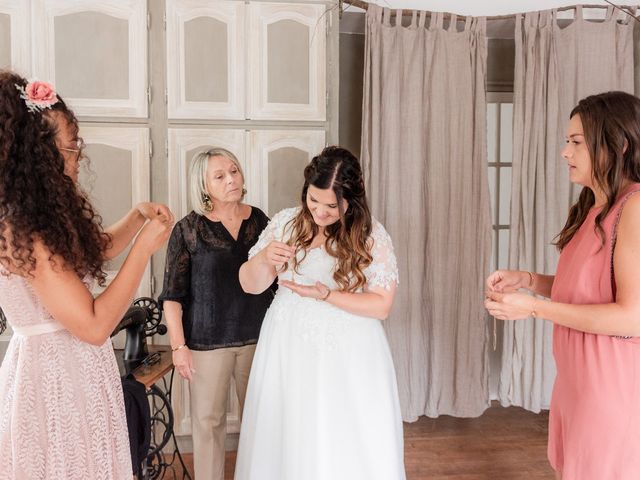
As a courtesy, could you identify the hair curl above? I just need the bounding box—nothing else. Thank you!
[286,146,373,292]
[0,70,109,283]
[555,91,640,251]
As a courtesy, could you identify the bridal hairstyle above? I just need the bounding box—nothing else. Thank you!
[286,146,373,292]
[0,70,109,283]
[555,91,640,251]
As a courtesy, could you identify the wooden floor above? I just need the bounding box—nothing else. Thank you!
[166,405,554,479]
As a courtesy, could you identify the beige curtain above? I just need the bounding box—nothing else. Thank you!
[361,6,492,419]
[502,6,636,412]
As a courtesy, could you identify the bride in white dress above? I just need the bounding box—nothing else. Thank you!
[235,146,406,480]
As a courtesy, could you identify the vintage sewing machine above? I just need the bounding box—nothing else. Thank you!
[111,297,167,373]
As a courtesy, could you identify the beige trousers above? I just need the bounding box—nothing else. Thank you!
[190,344,256,480]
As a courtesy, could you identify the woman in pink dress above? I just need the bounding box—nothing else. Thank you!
[485,91,640,480]
[0,70,174,479]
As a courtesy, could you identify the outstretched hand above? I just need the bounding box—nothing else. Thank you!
[279,279,331,301]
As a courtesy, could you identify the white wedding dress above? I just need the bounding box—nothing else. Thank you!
[234,207,406,480]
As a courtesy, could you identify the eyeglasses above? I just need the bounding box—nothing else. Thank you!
[59,138,86,157]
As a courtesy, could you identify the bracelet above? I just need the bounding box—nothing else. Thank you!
[320,289,331,301]
[525,271,535,288]
[171,343,187,352]
[530,298,538,318]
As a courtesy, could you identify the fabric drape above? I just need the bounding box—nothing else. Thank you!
[361,5,492,419]
[502,6,636,412]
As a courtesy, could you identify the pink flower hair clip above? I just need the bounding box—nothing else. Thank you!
[14,80,59,113]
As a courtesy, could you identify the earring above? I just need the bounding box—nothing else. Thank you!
[202,193,213,212]
[242,185,247,196]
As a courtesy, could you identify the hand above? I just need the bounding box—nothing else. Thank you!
[280,280,330,300]
[137,202,174,224]
[486,270,530,294]
[260,241,296,269]
[484,291,537,320]
[172,347,194,381]
[133,216,173,255]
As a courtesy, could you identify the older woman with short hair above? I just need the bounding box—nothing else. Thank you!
[159,148,274,480]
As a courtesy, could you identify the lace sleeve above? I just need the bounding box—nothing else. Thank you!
[158,221,191,307]
[364,219,399,291]
[248,207,300,259]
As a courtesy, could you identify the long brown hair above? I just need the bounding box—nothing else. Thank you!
[286,146,373,292]
[0,70,109,282]
[555,91,640,250]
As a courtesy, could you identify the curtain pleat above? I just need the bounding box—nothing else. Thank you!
[362,5,492,419]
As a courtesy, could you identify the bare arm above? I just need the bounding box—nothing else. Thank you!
[486,269,555,298]
[163,300,194,381]
[280,280,397,320]
[104,202,173,260]
[486,195,640,337]
[528,273,555,298]
[537,194,640,336]
[28,217,172,345]
[163,301,186,348]
[325,284,396,319]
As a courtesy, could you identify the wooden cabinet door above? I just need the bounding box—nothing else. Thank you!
[167,0,246,120]
[247,2,327,121]
[32,0,148,117]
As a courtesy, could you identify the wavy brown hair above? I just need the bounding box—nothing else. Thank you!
[555,91,640,251]
[286,146,373,292]
[0,70,109,282]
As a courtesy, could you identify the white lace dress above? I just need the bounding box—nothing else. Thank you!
[234,208,406,480]
[0,272,132,480]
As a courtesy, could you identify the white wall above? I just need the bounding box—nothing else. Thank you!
[353,0,619,16]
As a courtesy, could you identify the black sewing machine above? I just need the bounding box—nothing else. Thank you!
[111,297,167,374]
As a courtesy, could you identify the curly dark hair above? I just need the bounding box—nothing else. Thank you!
[0,70,109,283]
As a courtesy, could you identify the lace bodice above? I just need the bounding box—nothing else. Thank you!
[0,270,57,329]
[0,269,131,479]
[0,269,96,330]
[249,207,399,291]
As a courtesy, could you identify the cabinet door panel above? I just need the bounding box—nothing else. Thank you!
[167,0,245,119]
[248,3,326,121]
[33,0,148,117]
[0,0,30,74]
[247,129,326,215]
[79,126,151,296]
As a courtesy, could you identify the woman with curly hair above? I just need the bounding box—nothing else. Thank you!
[234,146,406,480]
[486,91,640,479]
[0,70,173,479]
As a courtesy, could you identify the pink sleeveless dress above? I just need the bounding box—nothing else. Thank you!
[549,183,640,479]
[0,272,132,479]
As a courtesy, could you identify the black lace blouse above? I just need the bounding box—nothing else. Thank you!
[159,207,275,350]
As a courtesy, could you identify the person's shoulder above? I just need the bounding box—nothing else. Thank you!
[272,206,301,224]
[370,217,391,237]
[618,191,640,227]
[368,217,394,248]
[173,211,201,232]
[247,205,268,222]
